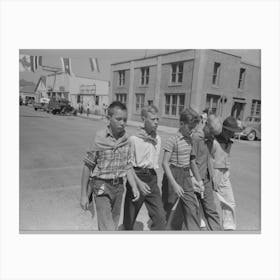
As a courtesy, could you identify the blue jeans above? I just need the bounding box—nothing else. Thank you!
[123,169,166,230]
[92,179,124,231]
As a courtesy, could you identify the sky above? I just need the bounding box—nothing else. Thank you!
[19,49,261,84]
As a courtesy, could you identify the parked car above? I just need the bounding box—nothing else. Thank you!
[238,115,261,141]
[47,98,77,116]
[33,102,48,111]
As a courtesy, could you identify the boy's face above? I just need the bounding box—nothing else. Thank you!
[143,112,159,135]
[109,108,127,136]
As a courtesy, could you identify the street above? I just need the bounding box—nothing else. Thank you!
[20,105,261,232]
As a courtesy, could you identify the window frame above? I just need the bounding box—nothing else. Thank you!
[164,93,185,118]
[118,70,125,86]
[170,62,184,84]
[135,93,145,114]
[212,62,221,86]
[115,93,127,105]
[238,68,246,89]
[140,67,149,86]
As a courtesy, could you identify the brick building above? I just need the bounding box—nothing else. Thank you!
[110,49,261,127]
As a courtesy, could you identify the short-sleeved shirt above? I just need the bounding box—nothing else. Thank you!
[83,128,132,179]
[164,131,195,167]
[129,135,161,169]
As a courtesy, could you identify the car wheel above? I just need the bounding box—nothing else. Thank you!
[247,131,256,141]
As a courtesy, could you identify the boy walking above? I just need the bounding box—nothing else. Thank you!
[80,101,139,231]
[162,108,204,230]
[208,116,241,230]
[191,119,222,231]
[123,105,166,230]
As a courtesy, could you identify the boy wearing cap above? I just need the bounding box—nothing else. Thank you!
[123,105,166,230]
[80,101,140,231]
[209,116,242,230]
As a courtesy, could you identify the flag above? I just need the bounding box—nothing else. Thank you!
[19,55,42,72]
[61,57,73,75]
[19,54,32,72]
[89,57,100,73]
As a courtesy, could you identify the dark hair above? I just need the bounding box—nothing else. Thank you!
[180,108,200,129]
[107,101,127,116]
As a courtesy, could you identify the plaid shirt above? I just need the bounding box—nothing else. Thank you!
[84,128,132,180]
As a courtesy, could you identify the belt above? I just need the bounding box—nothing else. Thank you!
[134,167,156,175]
[170,164,190,172]
[97,177,123,186]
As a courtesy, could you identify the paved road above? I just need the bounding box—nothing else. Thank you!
[20,106,261,231]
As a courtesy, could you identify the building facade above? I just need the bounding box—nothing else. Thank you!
[35,73,109,114]
[110,50,261,127]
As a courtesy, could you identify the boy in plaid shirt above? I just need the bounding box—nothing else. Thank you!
[80,101,139,231]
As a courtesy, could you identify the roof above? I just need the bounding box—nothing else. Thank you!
[111,49,261,68]
[35,76,47,92]
[20,85,36,93]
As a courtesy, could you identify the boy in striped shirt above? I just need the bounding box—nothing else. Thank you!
[162,108,204,230]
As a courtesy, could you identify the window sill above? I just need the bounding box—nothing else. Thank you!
[168,83,183,87]
[237,88,244,92]
[162,114,180,120]
[211,84,219,89]
[137,85,149,88]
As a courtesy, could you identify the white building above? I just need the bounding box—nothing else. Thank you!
[35,73,109,114]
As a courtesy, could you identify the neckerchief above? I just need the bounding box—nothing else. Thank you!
[91,126,129,152]
[135,127,158,146]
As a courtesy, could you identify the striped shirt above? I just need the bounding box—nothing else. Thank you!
[84,128,132,180]
[164,131,195,167]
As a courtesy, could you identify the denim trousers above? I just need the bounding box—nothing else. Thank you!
[162,165,201,231]
[123,169,166,230]
[213,168,236,230]
[197,179,222,231]
[92,179,124,231]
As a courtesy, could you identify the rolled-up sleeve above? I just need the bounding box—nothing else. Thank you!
[83,151,97,169]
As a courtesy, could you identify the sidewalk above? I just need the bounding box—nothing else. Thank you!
[77,113,178,134]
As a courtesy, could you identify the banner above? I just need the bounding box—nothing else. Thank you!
[89,57,100,73]
[19,55,42,72]
[61,57,73,75]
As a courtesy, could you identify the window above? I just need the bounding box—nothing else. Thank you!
[165,94,185,116]
[116,93,127,105]
[212,62,221,86]
[141,67,149,85]
[118,71,125,86]
[171,62,184,83]
[206,94,220,114]
[95,95,99,106]
[135,94,145,113]
[238,68,246,89]
[251,99,261,116]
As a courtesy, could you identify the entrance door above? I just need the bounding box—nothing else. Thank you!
[231,102,245,119]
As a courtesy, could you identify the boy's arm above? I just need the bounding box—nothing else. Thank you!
[126,168,140,201]
[80,164,91,210]
[162,150,184,197]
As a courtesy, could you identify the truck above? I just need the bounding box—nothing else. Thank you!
[47,98,77,116]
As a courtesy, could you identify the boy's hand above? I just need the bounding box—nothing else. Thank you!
[80,195,89,211]
[138,181,151,196]
[173,183,184,198]
[131,187,140,202]
[191,177,201,193]
[198,180,205,193]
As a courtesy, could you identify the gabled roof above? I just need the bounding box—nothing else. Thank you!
[20,85,36,93]
[35,76,47,92]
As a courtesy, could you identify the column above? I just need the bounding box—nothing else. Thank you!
[190,49,207,113]
[127,61,135,120]
[154,56,162,109]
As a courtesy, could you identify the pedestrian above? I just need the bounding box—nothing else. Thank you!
[190,117,222,231]
[161,108,204,230]
[123,105,166,230]
[208,115,242,230]
[86,103,90,116]
[80,101,140,231]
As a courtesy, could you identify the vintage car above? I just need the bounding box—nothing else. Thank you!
[239,115,261,141]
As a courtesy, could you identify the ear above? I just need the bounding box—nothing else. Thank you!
[180,121,184,126]
[141,116,145,122]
